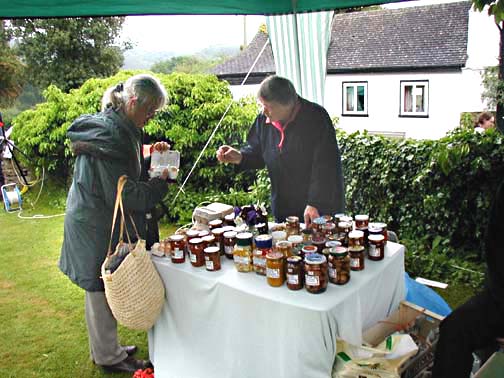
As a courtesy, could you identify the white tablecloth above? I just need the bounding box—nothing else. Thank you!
[148,242,406,378]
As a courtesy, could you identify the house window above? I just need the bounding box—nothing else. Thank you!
[342,82,368,116]
[400,80,429,117]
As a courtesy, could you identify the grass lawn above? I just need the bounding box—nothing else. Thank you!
[0,182,476,377]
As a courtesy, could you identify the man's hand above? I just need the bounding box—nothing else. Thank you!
[216,145,242,165]
[304,205,320,228]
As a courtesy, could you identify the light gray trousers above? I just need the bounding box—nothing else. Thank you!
[84,291,128,366]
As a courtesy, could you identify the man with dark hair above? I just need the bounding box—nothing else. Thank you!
[217,75,345,225]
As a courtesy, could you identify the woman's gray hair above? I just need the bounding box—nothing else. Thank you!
[258,75,298,106]
[101,74,168,112]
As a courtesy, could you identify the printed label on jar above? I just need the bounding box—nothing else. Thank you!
[350,258,360,268]
[205,260,214,270]
[369,245,379,257]
[190,253,196,263]
[235,255,251,266]
[224,246,234,255]
[329,267,337,279]
[287,274,299,285]
[173,248,183,259]
[305,274,320,286]
[267,268,280,279]
[253,257,266,267]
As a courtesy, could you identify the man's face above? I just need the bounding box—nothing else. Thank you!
[258,97,293,123]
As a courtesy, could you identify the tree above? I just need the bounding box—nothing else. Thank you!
[473,0,504,132]
[151,54,228,74]
[7,17,129,92]
[0,21,25,107]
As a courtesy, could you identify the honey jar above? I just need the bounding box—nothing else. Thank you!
[188,237,205,267]
[328,246,351,285]
[355,214,369,230]
[287,235,303,256]
[169,234,185,264]
[233,232,253,272]
[286,256,303,290]
[349,246,365,271]
[368,234,385,261]
[254,234,272,275]
[275,240,293,258]
[223,231,237,260]
[204,246,221,271]
[266,252,285,287]
[304,254,328,294]
[348,230,365,248]
[285,216,300,236]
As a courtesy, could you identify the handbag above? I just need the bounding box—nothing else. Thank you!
[101,175,165,331]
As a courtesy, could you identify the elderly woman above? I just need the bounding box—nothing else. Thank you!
[59,74,170,373]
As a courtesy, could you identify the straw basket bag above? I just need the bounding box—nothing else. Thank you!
[101,175,165,331]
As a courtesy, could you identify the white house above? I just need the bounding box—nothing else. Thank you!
[211,1,500,139]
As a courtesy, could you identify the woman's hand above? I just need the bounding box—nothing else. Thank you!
[304,205,320,228]
[152,142,171,153]
[216,145,242,165]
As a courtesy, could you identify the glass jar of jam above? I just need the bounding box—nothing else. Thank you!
[328,246,351,285]
[188,237,205,267]
[266,251,285,287]
[368,234,385,261]
[312,234,327,254]
[322,222,336,237]
[304,254,328,294]
[333,213,346,224]
[286,255,303,290]
[323,215,333,223]
[185,229,200,248]
[204,246,221,271]
[233,232,253,272]
[254,222,268,236]
[348,230,365,248]
[355,214,369,230]
[337,221,353,247]
[312,217,327,233]
[325,240,342,249]
[169,234,186,264]
[201,234,216,250]
[253,234,272,275]
[211,227,225,255]
[349,246,365,271]
[302,228,313,243]
[208,219,223,230]
[287,235,303,256]
[301,245,318,259]
[285,216,300,237]
[369,222,388,242]
[223,231,237,260]
[198,230,210,239]
[224,213,236,227]
[275,240,293,258]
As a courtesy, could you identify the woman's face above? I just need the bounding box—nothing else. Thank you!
[481,117,495,130]
[126,97,159,128]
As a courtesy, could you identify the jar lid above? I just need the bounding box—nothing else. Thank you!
[211,227,225,235]
[355,214,369,221]
[330,246,348,256]
[312,235,326,244]
[349,230,364,238]
[271,230,287,240]
[287,255,302,263]
[340,216,353,223]
[266,251,284,260]
[368,225,383,233]
[255,222,267,230]
[333,213,346,220]
[338,221,353,228]
[286,216,299,224]
[189,237,203,245]
[204,246,220,254]
[301,245,318,254]
[255,234,273,248]
[221,226,236,233]
[368,234,385,242]
[370,222,387,229]
[201,235,215,242]
[223,231,237,238]
[325,240,341,248]
[224,214,235,220]
[276,240,292,249]
[313,217,326,225]
[349,246,365,252]
[236,232,253,246]
[305,253,327,264]
[186,229,200,238]
[287,235,303,244]
[208,219,223,226]
[169,234,185,241]
[322,222,336,229]
[198,230,210,238]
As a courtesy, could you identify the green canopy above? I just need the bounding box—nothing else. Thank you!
[0,0,408,18]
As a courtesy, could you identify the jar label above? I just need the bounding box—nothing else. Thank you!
[369,245,379,257]
[206,260,214,270]
[224,245,234,255]
[350,258,360,268]
[234,255,251,265]
[287,274,299,284]
[190,253,196,263]
[329,267,337,279]
[173,248,183,259]
[253,256,266,267]
[305,274,320,286]
[267,268,280,279]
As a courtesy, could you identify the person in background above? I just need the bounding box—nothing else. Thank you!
[431,178,504,377]
[216,75,345,226]
[59,74,170,374]
[474,111,495,133]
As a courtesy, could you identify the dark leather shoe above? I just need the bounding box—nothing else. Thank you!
[101,356,149,374]
[122,345,138,356]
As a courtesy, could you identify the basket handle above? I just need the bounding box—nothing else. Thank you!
[107,175,129,257]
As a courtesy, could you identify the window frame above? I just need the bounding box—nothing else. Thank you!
[342,81,368,117]
[399,80,429,118]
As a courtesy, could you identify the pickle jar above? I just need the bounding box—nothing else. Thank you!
[224,213,236,227]
[287,235,303,256]
[204,246,221,271]
[169,234,186,264]
[223,231,237,260]
[188,237,205,267]
[348,230,365,248]
[312,234,327,254]
[275,240,293,258]
[286,255,303,290]
[304,253,328,294]
[211,227,225,255]
[355,214,369,230]
[266,251,285,287]
[368,234,385,261]
[208,219,223,230]
[349,246,365,271]
[369,222,388,242]
[253,234,272,275]
[285,216,300,236]
[301,245,318,259]
[328,246,351,285]
[233,232,253,272]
